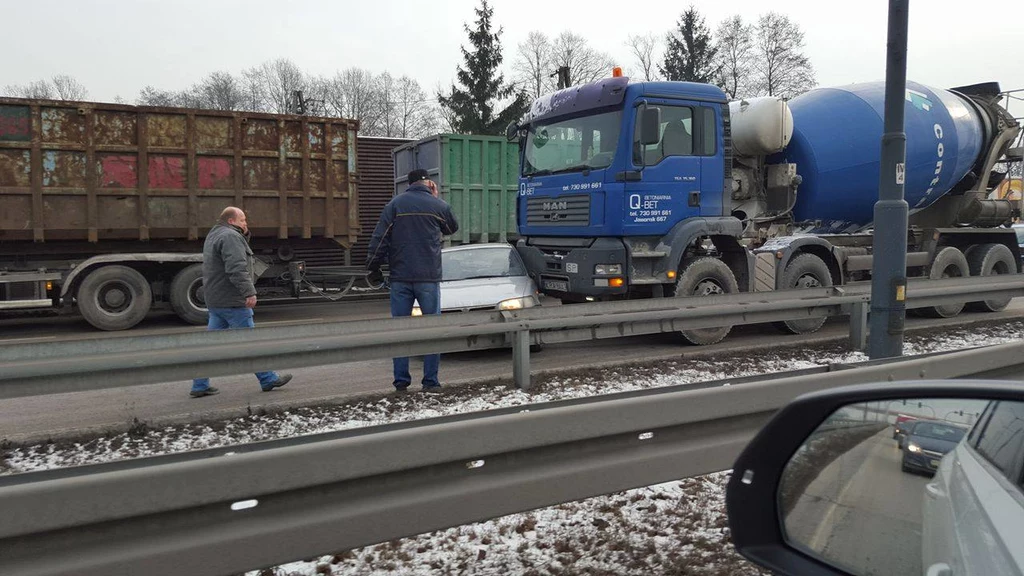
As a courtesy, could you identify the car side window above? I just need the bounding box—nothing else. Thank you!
[973,401,1024,481]
[633,105,716,166]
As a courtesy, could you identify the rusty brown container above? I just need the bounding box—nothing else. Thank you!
[0,98,359,247]
[352,136,412,264]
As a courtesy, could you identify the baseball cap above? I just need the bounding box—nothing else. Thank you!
[408,169,430,184]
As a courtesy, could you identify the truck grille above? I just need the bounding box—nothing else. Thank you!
[526,195,590,227]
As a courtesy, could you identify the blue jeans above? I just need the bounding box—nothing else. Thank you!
[191,308,280,392]
[390,281,441,388]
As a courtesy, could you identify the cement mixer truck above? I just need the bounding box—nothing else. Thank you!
[509,74,1023,344]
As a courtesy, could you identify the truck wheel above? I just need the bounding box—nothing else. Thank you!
[672,257,739,345]
[76,265,152,331]
[170,264,208,325]
[920,247,969,318]
[965,243,1016,312]
[772,253,833,334]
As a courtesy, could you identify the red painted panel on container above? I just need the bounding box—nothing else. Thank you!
[149,156,186,189]
[0,105,31,142]
[99,155,138,188]
[197,157,233,189]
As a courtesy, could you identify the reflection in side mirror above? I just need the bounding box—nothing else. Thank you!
[778,398,1020,576]
[640,107,661,148]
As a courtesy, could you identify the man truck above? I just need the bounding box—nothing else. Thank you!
[510,73,1023,344]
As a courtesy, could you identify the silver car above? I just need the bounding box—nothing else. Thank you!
[922,400,1024,576]
[413,244,540,315]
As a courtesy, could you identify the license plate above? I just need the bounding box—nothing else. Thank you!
[930,459,940,468]
[543,279,569,292]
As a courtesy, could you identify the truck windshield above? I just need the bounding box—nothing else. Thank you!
[523,110,622,176]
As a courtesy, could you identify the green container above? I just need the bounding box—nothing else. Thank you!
[393,133,520,245]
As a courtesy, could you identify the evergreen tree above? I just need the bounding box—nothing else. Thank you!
[437,0,528,135]
[660,6,719,84]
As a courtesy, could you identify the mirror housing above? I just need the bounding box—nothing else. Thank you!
[726,380,1024,576]
[505,120,520,142]
[639,106,661,147]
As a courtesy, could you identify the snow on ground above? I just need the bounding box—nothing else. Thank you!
[3,320,1023,575]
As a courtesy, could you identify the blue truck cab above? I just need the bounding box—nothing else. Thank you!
[513,75,750,305]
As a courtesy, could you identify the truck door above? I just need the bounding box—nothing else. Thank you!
[625,103,716,236]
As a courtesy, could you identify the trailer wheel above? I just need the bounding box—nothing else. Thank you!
[920,247,970,318]
[965,243,1016,312]
[170,264,208,325]
[76,265,152,331]
[772,253,833,334]
[672,257,739,345]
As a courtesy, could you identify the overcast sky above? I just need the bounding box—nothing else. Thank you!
[3,0,1022,116]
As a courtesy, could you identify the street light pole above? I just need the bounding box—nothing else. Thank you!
[868,0,911,359]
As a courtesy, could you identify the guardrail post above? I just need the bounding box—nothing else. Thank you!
[850,302,868,351]
[512,330,532,390]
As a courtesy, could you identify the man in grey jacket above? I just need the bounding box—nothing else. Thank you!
[190,207,292,398]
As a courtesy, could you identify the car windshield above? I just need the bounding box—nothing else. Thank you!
[523,110,622,176]
[911,422,966,442]
[442,247,526,282]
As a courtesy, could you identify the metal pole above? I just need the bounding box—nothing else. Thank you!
[868,0,911,359]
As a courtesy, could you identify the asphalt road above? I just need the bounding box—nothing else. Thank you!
[3,299,1024,444]
[784,430,931,576]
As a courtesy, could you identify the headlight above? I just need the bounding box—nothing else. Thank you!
[498,296,538,311]
[908,444,921,453]
[595,264,623,275]
[411,306,423,317]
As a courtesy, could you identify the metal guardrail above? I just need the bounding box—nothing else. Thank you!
[2,341,1024,576]
[2,274,1023,397]
[0,272,1019,397]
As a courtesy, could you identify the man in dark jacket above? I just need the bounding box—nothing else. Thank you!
[366,169,459,391]
[190,207,292,398]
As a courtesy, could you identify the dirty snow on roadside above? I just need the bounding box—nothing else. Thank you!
[2,321,1022,575]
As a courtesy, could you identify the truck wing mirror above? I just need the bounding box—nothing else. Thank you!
[640,107,661,147]
[506,121,520,142]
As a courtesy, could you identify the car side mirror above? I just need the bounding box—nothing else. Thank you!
[640,107,661,147]
[726,380,1024,576]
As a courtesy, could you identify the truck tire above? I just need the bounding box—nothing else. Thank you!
[672,257,739,345]
[76,265,153,331]
[772,253,833,334]
[966,243,1016,312]
[920,247,969,318]
[170,264,208,325]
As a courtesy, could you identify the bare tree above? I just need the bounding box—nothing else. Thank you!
[549,31,615,90]
[373,72,400,137]
[192,71,244,110]
[715,16,755,99]
[514,31,552,98]
[435,82,460,133]
[239,66,267,112]
[51,75,89,100]
[136,86,178,107]
[752,13,816,98]
[327,67,383,132]
[389,76,436,138]
[626,33,660,82]
[251,58,307,113]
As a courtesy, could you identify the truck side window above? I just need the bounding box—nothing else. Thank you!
[633,105,717,165]
[973,400,1024,482]
[633,105,693,165]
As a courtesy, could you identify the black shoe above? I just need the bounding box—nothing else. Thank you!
[421,385,443,393]
[261,374,293,392]
[394,383,411,394]
[190,386,220,398]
